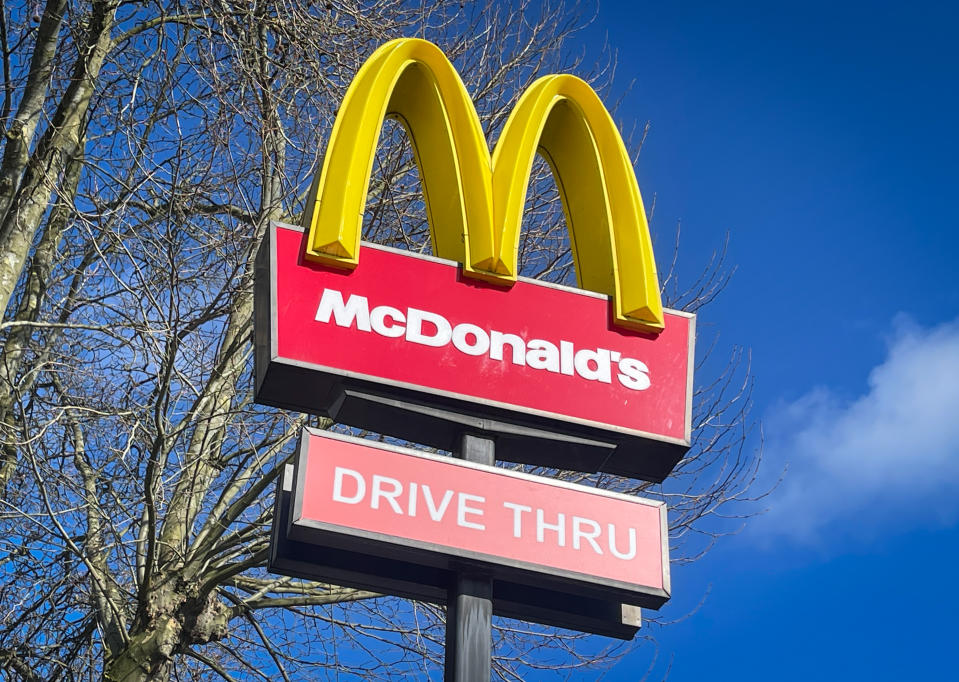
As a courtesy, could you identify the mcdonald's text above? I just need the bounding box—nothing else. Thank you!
[315,288,652,391]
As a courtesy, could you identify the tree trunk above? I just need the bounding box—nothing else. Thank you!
[104,576,230,682]
[0,1,116,316]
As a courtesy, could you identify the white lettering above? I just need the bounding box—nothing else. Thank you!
[407,481,418,517]
[616,358,651,391]
[406,307,452,347]
[331,467,365,504]
[315,289,371,331]
[370,305,406,338]
[526,339,560,373]
[370,474,403,514]
[452,323,490,356]
[503,502,532,538]
[574,348,612,383]
[572,516,604,554]
[422,485,455,522]
[489,331,526,365]
[560,340,575,376]
[312,288,654,391]
[608,524,637,560]
[536,509,566,547]
[457,493,486,530]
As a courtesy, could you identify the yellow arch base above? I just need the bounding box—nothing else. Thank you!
[302,38,664,334]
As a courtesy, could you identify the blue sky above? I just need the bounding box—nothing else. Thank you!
[581,1,959,679]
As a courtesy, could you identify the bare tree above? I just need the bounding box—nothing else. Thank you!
[0,1,760,680]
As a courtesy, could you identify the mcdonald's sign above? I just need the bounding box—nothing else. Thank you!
[255,39,694,482]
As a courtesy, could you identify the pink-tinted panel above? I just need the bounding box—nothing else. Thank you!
[295,432,668,592]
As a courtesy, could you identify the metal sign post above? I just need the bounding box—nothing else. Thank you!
[445,433,495,681]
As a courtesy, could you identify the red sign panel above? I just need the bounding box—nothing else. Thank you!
[256,223,694,480]
[289,429,670,604]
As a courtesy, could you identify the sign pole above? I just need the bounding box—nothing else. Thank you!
[444,432,495,681]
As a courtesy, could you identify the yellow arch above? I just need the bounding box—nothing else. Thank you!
[302,38,664,333]
[302,39,492,271]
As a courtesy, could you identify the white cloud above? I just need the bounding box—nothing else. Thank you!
[757,314,959,542]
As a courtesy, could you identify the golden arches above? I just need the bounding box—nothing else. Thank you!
[302,38,664,333]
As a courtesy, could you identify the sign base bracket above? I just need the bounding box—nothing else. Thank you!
[330,386,618,472]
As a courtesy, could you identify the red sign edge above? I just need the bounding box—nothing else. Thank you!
[288,427,671,605]
[263,221,695,447]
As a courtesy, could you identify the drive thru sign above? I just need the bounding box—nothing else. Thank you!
[286,429,670,608]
